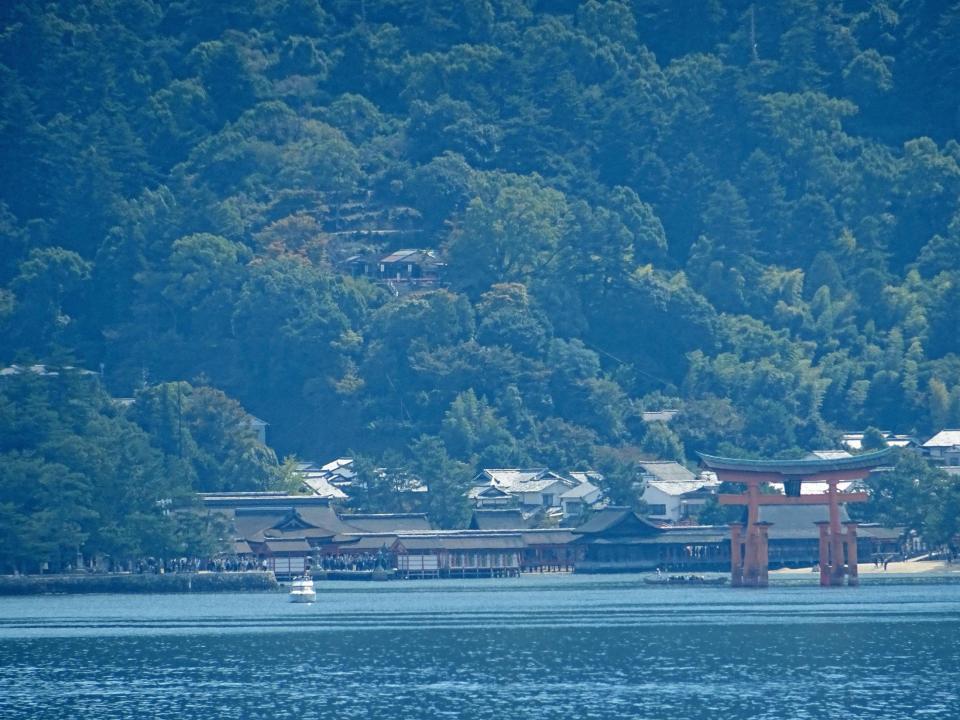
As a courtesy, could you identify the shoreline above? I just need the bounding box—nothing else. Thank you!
[0,571,279,596]
[771,560,960,576]
[3,562,959,595]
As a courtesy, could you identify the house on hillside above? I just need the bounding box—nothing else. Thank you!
[641,409,679,424]
[467,484,515,509]
[295,461,350,501]
[559,481,602,522]
[467,468,578,514]
[344,248,445,292]
[297,457,427,503]
[637,461,719,523]
[922,430,960,467]
[841,431,916,451]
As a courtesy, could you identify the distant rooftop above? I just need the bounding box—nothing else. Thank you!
[638,461,696,484]
[645,479,717,496]
[560,482,600,500]
[841,431,915,450]
[569,471,603,485]
[923,430,960,448]
[641,409,679,424]
[1,363,97,377]
[480,468,549,490]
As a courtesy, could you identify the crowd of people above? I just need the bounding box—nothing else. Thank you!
[317,551,392,572]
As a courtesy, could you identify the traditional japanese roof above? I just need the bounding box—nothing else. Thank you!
[300,473,349,499]
[757,505,851,539]
[479,468,550,489]
[379,249,443,266]
[227,504,352,541]
[560,482,600,500]
[469,509,528,530]
[0,363,97,377]
[638,461,697,483]
[855,525,905,541]
[286,505,349,532]
[519,530,578,546]
[262,537,313,554]
[923,430,960,448]
[512,474,576,493]
[341,513,432,533]
[572,507,662,536]
[697,448,894,475]
[644,479,716,497]
[568,471,603,485]
[392,534,526,551]
[231,509,290,540]
[200,493,333,509]
[467,484,513,500]
[841,432,916,450]
[233,539,253,555]
[641,409,679,424]
[642,527,728,544]
[335,535,398,551]
[320,457,354,472]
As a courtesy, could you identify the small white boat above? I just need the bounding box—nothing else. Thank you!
[288,574,316,603]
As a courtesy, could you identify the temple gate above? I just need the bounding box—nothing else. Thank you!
[698,449,892,587]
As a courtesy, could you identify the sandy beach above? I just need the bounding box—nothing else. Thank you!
[772,559,960,576]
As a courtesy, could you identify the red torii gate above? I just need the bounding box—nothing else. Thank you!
[698,449,893,588]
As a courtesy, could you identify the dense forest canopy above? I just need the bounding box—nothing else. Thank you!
[2,1,960,543]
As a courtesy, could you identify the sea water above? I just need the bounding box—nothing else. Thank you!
[1,574,958,719]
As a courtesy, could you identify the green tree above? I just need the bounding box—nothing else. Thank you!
[591,447,644,511]
[860,426,888,451]
[409,435,473,529]
[641,422,685,462]
[446,173,570,295]
[5,247,91,357]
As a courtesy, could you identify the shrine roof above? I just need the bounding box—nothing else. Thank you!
[696,448,893,475]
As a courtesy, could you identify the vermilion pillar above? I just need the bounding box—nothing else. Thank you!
[827,479,845,586]
[755,522,771,588]
[729,523,743,587]
[816,521,830,586]
[845,522,859,586]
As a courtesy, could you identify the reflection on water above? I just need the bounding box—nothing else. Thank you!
[1,575,958,719]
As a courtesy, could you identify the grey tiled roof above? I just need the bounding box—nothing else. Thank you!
[638,461,697,483]
[341,513,433,533]
[470,509,528,530]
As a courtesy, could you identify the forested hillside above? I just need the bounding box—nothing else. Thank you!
[2,0,960,482]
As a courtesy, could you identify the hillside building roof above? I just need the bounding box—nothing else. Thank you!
[638,461,697,483]
[923,430,960,448]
